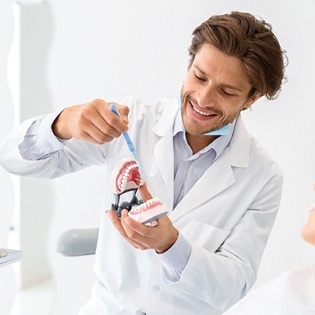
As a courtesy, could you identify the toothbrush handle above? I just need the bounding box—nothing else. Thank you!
[110,104,140,164]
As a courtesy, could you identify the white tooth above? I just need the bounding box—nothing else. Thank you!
[193,106,211,116]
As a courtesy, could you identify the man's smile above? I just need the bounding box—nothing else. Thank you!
[188,100,218,121]
[191,104,214,117]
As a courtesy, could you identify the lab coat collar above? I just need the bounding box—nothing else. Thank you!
[152,99,249,168]
[152,97,179,137]
[152,100,251,217]
[228,115,251,168]
[170,114,251,218]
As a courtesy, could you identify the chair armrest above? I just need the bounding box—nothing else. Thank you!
[56,228,99,256]
[0,248,22,267]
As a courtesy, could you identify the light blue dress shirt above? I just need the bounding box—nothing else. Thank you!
[173,111,235,208]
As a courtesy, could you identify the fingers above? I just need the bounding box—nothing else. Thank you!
[95,100,129,134]
[79,100,129,142]
[74,113,117,144]
[113,103,129,125]
[107,210,146,249]
[122,213,149,237]
[107,210,127,236]
[121,212,157,250]
[138,182,153,202]
[108,208,178,253]
[53,98,130,144]
[124,214,179,253]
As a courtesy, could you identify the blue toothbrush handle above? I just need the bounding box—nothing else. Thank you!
[110,104,140,164]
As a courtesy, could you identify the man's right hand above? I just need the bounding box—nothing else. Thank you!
[52,99,129,144]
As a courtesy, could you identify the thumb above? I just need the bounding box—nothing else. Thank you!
[116,104,129,124]
[139,182,153,202]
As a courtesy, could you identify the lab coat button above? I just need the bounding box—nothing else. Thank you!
[151,285,160,292]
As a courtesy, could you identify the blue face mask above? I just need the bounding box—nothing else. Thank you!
[202,123,231,136]
[176,95,231,136]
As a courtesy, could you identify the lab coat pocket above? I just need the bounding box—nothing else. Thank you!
[187,220,230,252]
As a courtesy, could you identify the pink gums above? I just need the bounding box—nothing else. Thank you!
[116,161,142,192]
[130,199,163,214]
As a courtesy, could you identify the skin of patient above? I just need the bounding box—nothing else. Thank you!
[301,184,315,246]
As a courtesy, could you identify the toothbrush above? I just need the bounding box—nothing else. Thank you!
[110,104,142,168]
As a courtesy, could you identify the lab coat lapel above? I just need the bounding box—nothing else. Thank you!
[153,131,174,203]
[170,115,251,221]
[170,150,235,220]
[152,98,179,205]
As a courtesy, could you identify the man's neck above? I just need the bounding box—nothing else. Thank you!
[185,133,219,154]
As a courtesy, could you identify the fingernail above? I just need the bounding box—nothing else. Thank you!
[107,211,113,220]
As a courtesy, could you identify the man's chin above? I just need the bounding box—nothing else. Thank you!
[183,116,225,136]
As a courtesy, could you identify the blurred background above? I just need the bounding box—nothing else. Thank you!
[0,1,314,314]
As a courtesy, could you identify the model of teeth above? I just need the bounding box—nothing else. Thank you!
[110,157,144,194]
[110,157,168,224]
[129,198,168,225]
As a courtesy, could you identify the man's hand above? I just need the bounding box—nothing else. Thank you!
[52,99,129,144]
[107,183,179,253]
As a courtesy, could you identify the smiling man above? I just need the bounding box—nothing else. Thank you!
[0,11,287,315]
[181,43,261,153]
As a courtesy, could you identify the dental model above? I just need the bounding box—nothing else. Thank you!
[110,157,144,195]
[110,157,168,224]
[129,198,168,225]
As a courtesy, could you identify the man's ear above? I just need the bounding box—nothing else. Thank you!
[242,93,261,110]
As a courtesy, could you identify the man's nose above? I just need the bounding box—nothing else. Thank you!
[198,83,217,107]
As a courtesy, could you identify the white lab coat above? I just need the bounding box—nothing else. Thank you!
[0,96,283,314]
[223,265,315,314]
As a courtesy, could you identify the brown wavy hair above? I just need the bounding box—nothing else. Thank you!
[188,11,287,100]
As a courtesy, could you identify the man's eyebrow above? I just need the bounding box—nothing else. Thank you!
[220,83,242,93]
[193,65,206,76]
[193,65,243,93]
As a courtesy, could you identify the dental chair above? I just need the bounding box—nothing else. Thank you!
[0,248,22,267]
[56,228,99,256]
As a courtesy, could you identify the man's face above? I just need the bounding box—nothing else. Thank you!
[181,43,258,136]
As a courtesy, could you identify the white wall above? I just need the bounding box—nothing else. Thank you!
[1,1,314,314]
[0,1,17,314]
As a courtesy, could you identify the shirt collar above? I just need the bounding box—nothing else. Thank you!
[173,110,236,160]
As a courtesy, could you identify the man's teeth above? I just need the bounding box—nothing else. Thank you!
[193,106,212,116]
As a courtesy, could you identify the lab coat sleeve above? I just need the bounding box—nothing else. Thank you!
[0,112,108,179]
[18,112,66,160]
[160,169,283,311]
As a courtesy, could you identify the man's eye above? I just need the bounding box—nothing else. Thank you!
[221,90,234,96]
[194,73,206,81]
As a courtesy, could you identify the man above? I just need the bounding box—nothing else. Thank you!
[0,11,286,314]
